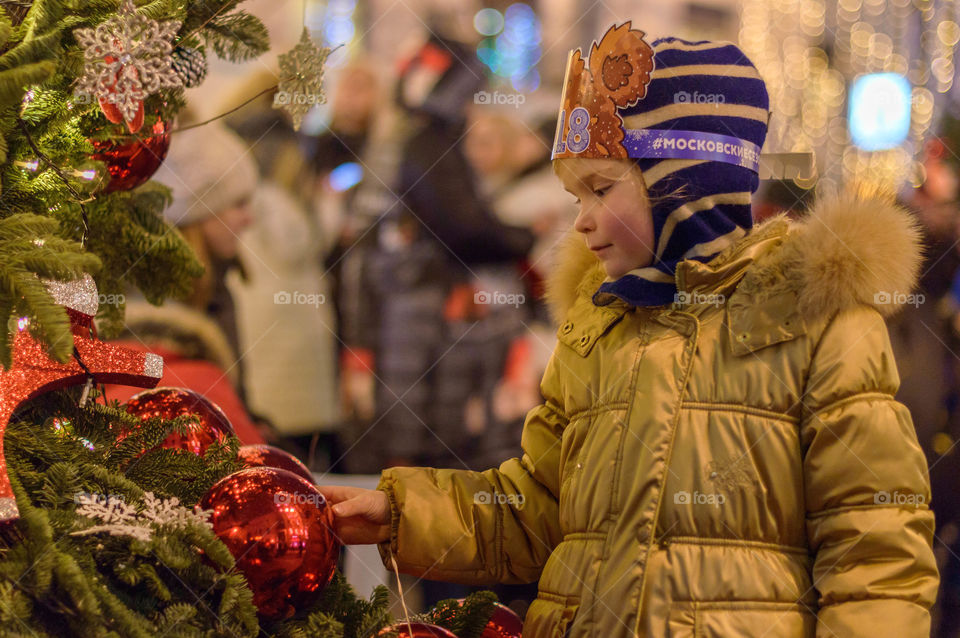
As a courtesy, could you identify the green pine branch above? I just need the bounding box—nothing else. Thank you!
[0,0,270,360]
[202,11,268,62]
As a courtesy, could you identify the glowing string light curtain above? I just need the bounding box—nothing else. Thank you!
[739,0,955,191]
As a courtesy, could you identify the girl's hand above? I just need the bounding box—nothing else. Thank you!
[319,485,391,545]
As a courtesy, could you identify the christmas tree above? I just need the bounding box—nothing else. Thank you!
[2,389,499,636]
[0,1,503,635]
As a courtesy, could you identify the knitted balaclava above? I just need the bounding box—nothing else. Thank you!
[552,24,770,307]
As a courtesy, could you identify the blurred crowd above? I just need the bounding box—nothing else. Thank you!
[114,34,569,466]
[107,30,960,633]
[109,33,573,611]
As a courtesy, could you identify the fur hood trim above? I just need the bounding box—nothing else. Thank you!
[544,230,605,325]
[545,184,924,324]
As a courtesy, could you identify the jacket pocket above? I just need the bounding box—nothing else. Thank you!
[669,601,815,637]
[524,596,579,638]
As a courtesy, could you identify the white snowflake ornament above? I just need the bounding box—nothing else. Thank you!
[71,491,212,543]
[73,0,183,133]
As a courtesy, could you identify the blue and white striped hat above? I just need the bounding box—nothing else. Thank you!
[553,27,771,307]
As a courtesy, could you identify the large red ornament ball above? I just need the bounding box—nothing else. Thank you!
[90,117,171,193]
[238,444,314,484]
[378,622,457,638]
[199,467,340,620]
[123,387,235,456]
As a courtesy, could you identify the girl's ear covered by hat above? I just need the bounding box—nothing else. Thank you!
[154,122,260,228]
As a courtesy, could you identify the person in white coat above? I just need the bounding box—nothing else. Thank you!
[224,88,342,469]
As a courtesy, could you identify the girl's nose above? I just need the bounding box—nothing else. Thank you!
[573,205,593,234]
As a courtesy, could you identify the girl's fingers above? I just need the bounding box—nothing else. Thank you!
[317,487,388,527]
[317,485,363,505]
[331,496,365,518]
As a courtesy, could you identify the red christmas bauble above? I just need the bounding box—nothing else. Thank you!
[238,444,314,484]
[123,387,235,456]
[199,467,340,620]
[481,602,523,638]
[453,599,522,637]
[378,622,457,638]
[90,117,170,193]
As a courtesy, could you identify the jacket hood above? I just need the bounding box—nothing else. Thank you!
[545,185,925,325]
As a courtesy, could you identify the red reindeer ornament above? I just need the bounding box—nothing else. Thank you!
[0,275,163,522]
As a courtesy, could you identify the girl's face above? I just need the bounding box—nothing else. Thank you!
[556,158,655,278]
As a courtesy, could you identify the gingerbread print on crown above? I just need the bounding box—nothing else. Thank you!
[554,22,655,159]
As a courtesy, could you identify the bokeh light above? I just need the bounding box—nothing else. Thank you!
[849,73,912,151]
[474,4,541,93]
[474,8,504,37]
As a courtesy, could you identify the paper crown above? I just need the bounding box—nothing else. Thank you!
[551,23,777,175]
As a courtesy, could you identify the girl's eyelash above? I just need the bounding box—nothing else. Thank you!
[571,184,612,204]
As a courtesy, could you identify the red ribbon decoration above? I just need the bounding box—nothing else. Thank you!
[0,276,163,522]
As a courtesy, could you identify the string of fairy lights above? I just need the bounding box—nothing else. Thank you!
[740,0,958,192]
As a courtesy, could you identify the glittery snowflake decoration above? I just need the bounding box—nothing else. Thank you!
[71,491,212,543]
[273,29,330,131]
[73,0,183,133]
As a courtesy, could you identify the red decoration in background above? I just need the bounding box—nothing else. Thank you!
[90,117,171,193]
[238,444,314,484]
[378,623,458,638]
[123,387,235,456]
[480,603,523,638]
[451,599,523,638]
[0,276,163,522]
[199,467,340,620]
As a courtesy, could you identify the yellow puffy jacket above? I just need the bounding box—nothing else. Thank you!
[376,190,939,637]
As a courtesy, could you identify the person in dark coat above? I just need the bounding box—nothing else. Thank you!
[345,34,534,472]
[341,33,536,608]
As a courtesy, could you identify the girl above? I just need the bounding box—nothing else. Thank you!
[320,25,938,637]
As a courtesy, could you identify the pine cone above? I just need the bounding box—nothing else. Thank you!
[171,46,207,88]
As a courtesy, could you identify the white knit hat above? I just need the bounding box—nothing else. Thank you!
[154,123,259,227]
